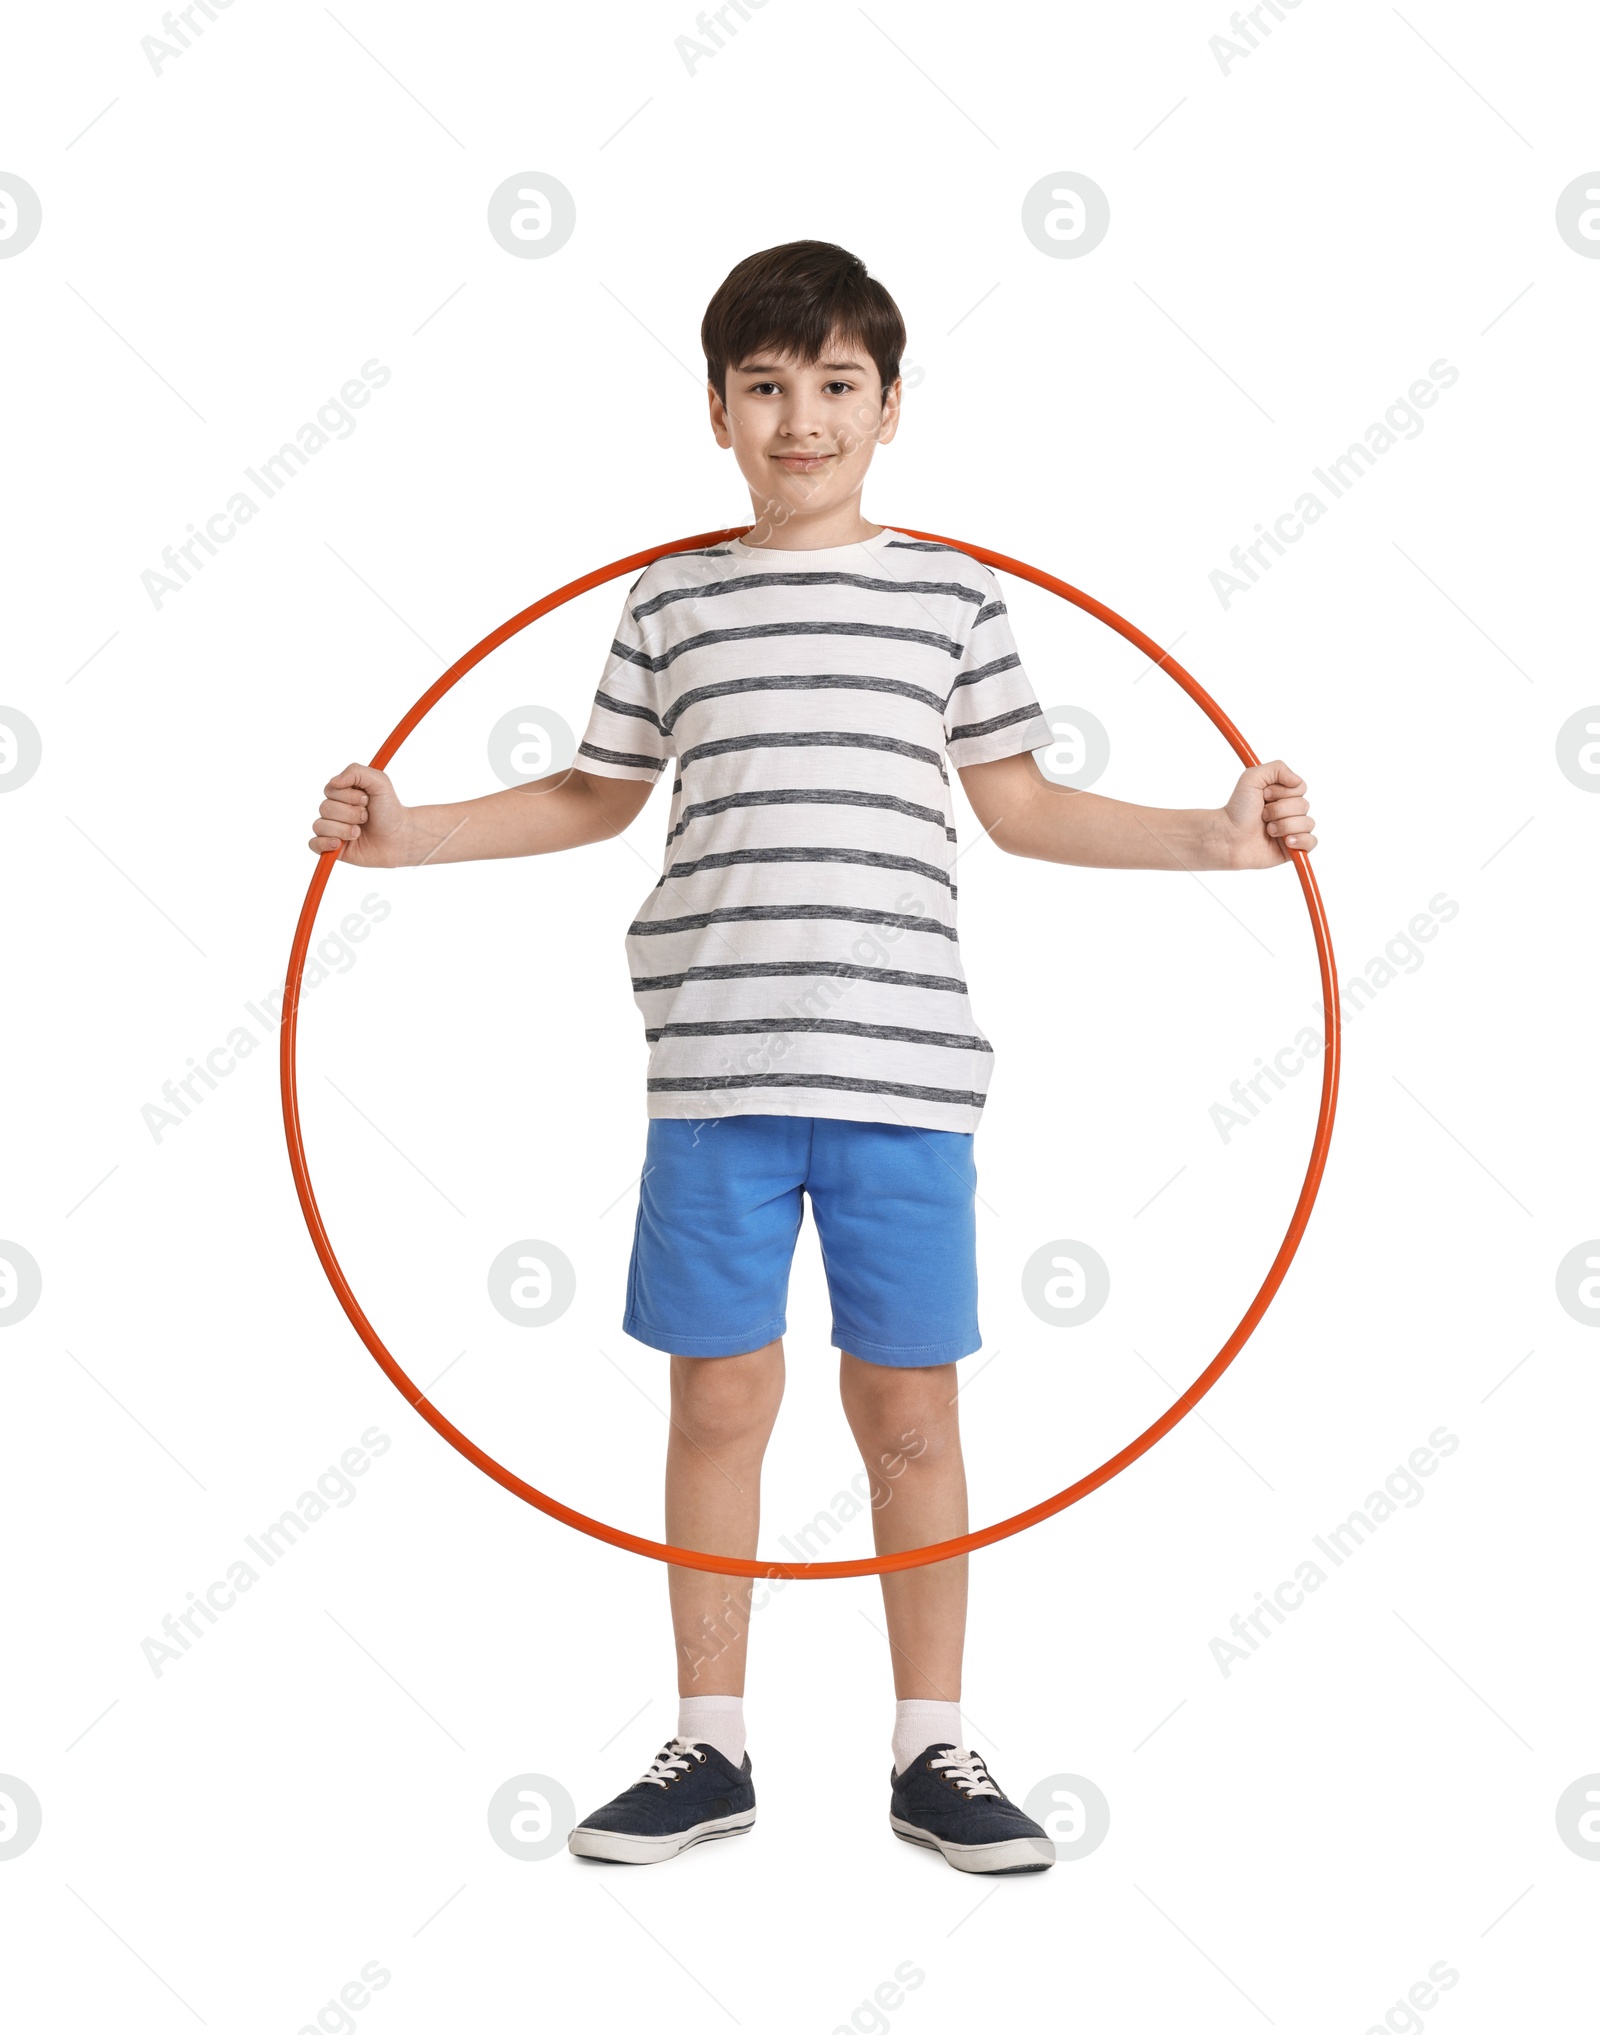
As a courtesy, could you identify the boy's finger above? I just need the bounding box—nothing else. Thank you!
[326,763,383,794]
[320,796,367,821]
[311,818,362,842]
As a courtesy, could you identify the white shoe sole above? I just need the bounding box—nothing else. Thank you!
[568,1808,756,1865]
[891,1815,1055,1874]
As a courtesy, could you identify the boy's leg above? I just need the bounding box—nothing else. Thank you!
[808,1120,977,1710]
[667,1339,787,1695]
[566,1337,780,1865]
[569,1123,799,1864]
[837,1352,967,1701]
[838,1350,1054,1874]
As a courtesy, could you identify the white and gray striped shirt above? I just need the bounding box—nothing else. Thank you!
[578,526,1052,1133]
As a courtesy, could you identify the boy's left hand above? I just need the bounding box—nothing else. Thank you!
[1219,760,1317,868]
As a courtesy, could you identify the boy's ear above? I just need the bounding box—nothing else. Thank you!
[877,377,903,445]
[707,381,733,447]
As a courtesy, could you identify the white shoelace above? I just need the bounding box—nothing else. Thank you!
[929,1748,1002,1799]
[637,1737,707,1788]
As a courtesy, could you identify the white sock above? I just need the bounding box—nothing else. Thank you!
[893,1699,963,1777]
[676,1694,745,1768]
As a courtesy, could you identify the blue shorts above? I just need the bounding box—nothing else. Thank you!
[623,1116,981,1367]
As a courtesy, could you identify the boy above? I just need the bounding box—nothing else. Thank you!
[308,240,1318,1875]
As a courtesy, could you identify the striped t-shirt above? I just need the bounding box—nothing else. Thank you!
[577,526,1052,1134]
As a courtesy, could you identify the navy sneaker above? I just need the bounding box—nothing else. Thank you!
[890,1745,1055,1874]
[568,1737,756,1864]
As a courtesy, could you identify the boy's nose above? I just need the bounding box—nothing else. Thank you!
[778,425,834,455]
[776,394,828,433]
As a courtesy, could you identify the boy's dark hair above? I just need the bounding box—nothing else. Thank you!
[701,240,905,406]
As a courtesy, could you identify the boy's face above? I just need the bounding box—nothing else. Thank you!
[708,328,901,531]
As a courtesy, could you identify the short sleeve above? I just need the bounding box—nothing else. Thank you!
[943,569,1052,768]
[577,575,672,780]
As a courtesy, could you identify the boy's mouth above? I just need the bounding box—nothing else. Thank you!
[773,452,835,472]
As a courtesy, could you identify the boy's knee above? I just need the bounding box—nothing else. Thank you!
[843,1356,952,1420]
[870,1420,948,1483]
[842,1362,958,1472]
[671,1349,782,1447]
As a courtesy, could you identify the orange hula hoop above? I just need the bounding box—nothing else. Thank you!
[280,526,1340,1578]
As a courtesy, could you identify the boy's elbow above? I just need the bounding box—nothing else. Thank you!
[986,816,1026,856]
[957,753,1046,855]
[958,788,1017,854]
[571,768,653,843]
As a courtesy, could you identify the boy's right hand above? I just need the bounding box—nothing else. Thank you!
[309,763,409,867]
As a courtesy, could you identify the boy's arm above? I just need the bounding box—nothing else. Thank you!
[956,750,1316,873]
[309,762,654,867]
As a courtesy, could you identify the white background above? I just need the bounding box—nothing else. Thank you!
[3,0,1597,2028]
